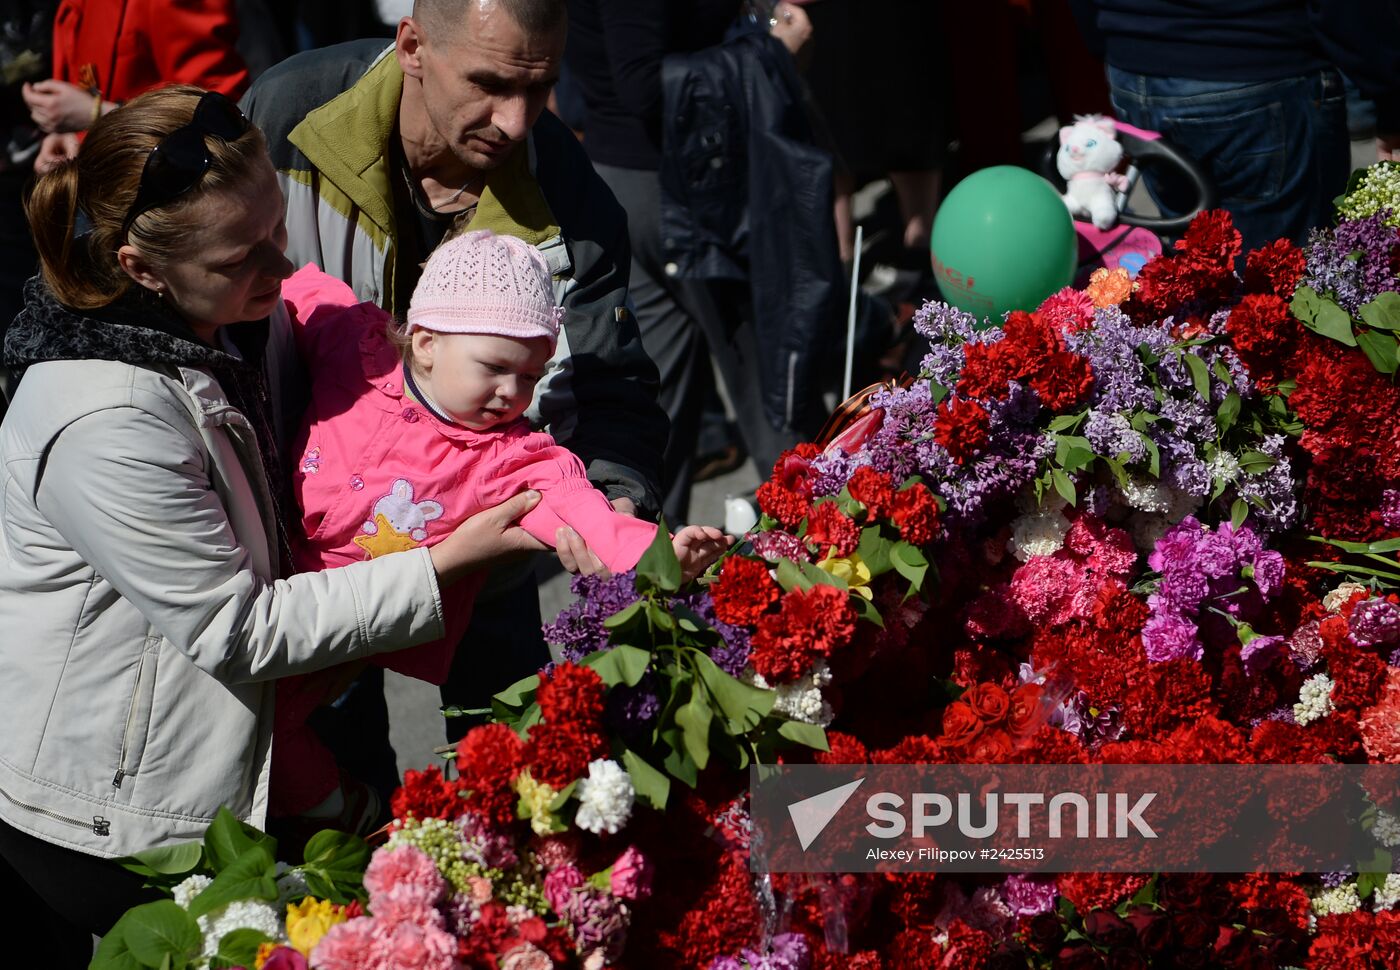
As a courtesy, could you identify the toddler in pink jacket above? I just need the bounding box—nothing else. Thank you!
[273,230,727,820]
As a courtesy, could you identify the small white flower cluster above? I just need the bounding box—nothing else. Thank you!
[748,662,834,726]
[1310,882,1361,918]
[1008,506,1069,561]
[1293,673,1335,725]
[574,758,635,835]
[1338,164,1400,227]
[172,873,213,909]
[1375,810,1400,848]
[1116,479,1197,552]
[1206,451,1241,487]
[1322,582,1368,613]
[1374,873,1400,912]
[197,899,284,960]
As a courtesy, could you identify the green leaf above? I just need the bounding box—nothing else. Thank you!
[1360,292,1400,331]
[675,688,713,771]
[1217,391,1241,435]
[1357,328,1400,375]
[889,541,929,592]
[91,912,144,970]
[121,841,204,879]
[187,845,277,919]
[622,748,670,810]
[1230,498,1249,530]
[1368,537,1400,554]
[777,719,829,751]
[587,644,653,688]
[635,516,683,592]
[1237,450,1277,474]
[928,381,949,407]
[301,830,372,902]
[1292,285,1358,346]
[1051,467,1077,506]
[121,900,201,969]
[491,672,540,710]
[776,557,813,592]
[1046,412,1085,432]
[1356,848,1393,899]
[601,598,645,630]
[212,929,272,969]
[855,525,893,576]
[693,651,775,728]
[1182,352,1211,401]
[1140,434,1161,478]
[202,807,273,874]
[851,593,886,628]
[661,737,699,787]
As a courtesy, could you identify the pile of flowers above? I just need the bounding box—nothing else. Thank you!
[101,164,1400,968]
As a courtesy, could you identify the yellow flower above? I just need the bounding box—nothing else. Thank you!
[817,552,872,599]
[285,897,347,958]
[513,769,560,836]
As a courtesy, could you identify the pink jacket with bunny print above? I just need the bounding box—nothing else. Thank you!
[282,265,658,682]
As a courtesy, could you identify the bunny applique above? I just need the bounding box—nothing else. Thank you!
[352,478,445,559]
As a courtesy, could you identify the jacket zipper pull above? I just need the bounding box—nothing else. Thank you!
[112,769,124,789]
[92,817,110,837]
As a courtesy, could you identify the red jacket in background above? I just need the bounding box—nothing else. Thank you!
[52,0,250,103]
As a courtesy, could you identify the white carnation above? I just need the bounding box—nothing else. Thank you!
[172,873,212,910]
[1294,673,1335,726]
[1008,507,1069,562]
[1323,582,1368,613]
[1374,874,1400,912]
[573,759,634,835]
[197,899,284,959]
[1311,882,1361,918]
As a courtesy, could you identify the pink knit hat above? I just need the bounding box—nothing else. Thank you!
[406,229,563,345]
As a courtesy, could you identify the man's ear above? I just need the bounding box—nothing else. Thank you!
[396,17,427,80]
[116,244,165,295]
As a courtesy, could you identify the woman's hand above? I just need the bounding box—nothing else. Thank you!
[34,132,79,174]
[23,79,99,133]
[769,2,813,60]
[673,525,734,582]
[429,490,547,586]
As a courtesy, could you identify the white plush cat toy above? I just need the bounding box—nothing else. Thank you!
[1057,115,1127,230]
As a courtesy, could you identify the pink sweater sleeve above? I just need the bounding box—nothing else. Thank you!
[494,432,660,572]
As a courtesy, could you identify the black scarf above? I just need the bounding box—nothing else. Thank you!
[5,276,294,575]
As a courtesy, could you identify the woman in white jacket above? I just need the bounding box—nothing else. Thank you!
[0,85,548,947]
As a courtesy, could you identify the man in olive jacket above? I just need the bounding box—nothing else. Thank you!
[242,0,667,778]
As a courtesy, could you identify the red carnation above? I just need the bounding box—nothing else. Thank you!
[1029,350,1094,412]
[891,482,939,545]
[748,584,856,683]
[1175,208,1242,268]
[934,397,990,465]
[815,730,869,765]
[1001,310,1063,376]
[1226,293,1300,390]
[804,500,859,558]
[1243,238,1306,298]
[710,555,780,626]
[845,466,896,520]
[390,766,462,821]
[956,340,1014,400]
[535,661,605,724]
[756,480,810,529]
[526,719,609,789]
[456,723,525,825]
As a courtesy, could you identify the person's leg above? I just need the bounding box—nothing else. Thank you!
[0,819,161,956]
[441,572,547,743]
[595,163,712,525]
[308,667,400,805]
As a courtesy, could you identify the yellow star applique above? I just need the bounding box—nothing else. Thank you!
[353,512,423,559]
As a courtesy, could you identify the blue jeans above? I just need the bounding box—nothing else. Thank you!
[1107,67,1350,253]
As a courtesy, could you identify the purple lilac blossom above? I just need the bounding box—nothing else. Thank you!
[708,933,812,970]
[913,300,990,388]
[1349,598,1400,648]
[1084,410,1146,463]
[541,570,641,662]
[805,448,863,498]
[605,673,661,743]
[1320,872,1352,889]
[1389,646,1400,668]
[1384,489,1400,531]
[672,591,752,675]
[1236,435,1300,535]
[1303,213,1400,313]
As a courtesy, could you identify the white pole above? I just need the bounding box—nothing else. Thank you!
[842,224,864,401]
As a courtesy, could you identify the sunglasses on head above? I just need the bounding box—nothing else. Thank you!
[120,91,252,241]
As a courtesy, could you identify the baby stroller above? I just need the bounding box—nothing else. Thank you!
[1039,121,1216,285]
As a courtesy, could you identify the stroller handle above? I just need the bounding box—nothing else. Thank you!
[1041,129,1216,236]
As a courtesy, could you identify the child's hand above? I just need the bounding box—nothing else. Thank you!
[673,525,734,582]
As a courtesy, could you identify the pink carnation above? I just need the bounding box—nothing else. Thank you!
[1037,286,1095,333]
[312,919,377,970]
[543,864,585,913]
[501,943,555,970]
[368,886,445,929]
[1360,669,1400,762]
[609,845,654,901]
[1010,556,1090,626]
[363,845,445,908]
[371,920,458,970]
[1064,515,1137,577]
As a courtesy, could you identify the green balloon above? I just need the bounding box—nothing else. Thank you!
[929,165,1078,326]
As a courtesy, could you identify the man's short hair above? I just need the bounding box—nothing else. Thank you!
[413,0,567,36]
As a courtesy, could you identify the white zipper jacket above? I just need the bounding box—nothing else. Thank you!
[0,285,446,858]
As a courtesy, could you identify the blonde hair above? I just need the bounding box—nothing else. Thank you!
[25,85,269,309]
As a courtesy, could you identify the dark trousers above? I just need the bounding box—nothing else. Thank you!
[595,163,803,526]
[0,820,160,967]
[1107,67,1350,253]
